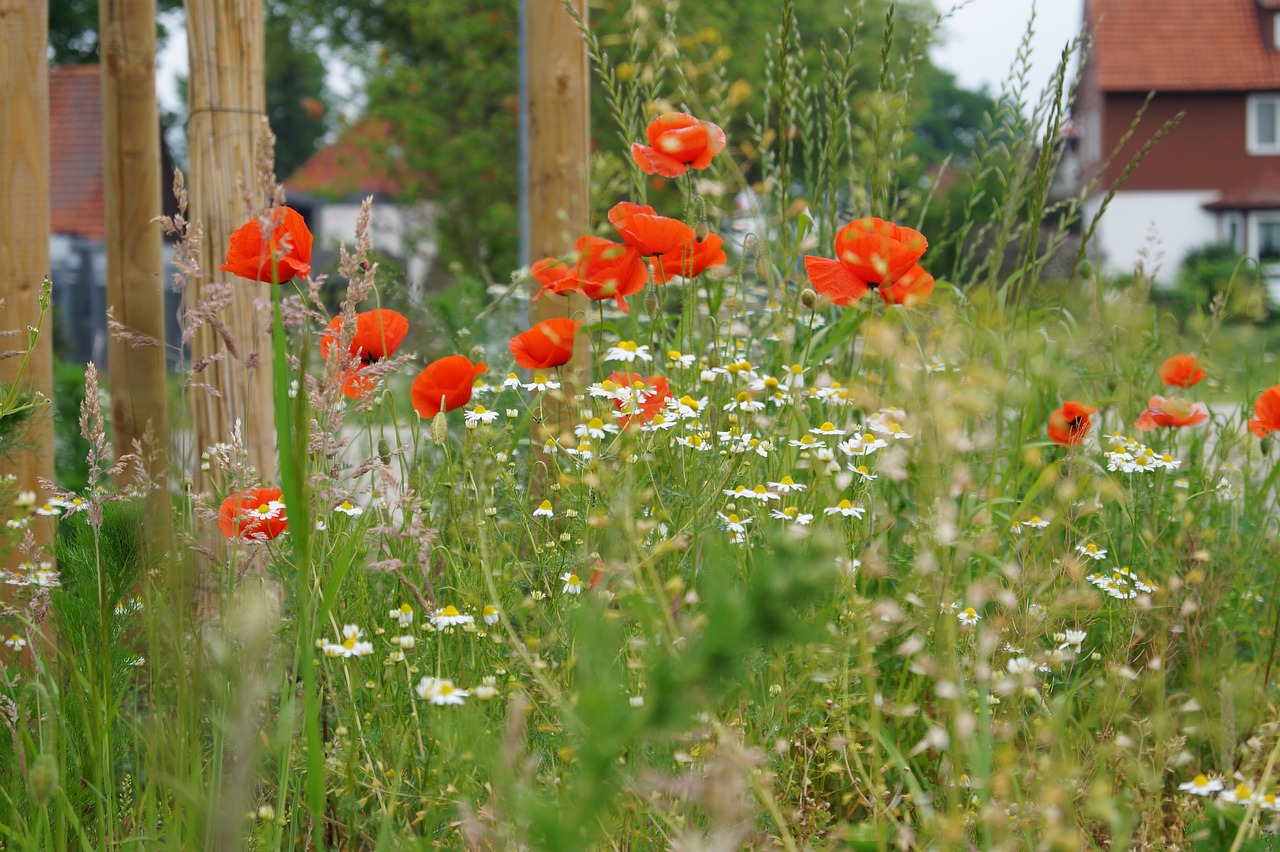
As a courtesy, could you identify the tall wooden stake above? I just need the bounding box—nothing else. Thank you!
[522,0,591,436]
[101,0,170,490]
[184,0,275,490]
[0,0,55,557]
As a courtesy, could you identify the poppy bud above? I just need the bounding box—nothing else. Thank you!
[645,288,659,319]
[378,438,391,467]
[754,256,771,283]
[30,753,57,804]
[695,220,709,241]
[431,410,448,445]
[800,288,818,310]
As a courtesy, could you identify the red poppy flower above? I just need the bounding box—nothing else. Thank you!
[803,218,931,307]
[1134,395,1210,430]
[607,370,672,428]
[650,233,728,283]
[608,202,695,256]
[509,318,580,370]
[220,206,313,284]
[631,112,727,178]
[1047,401,1097,446]
[1159,354,1206,388]
[530,237,649,312]
[410,355,487,418]
[320,309,410,398]
[218,487,288,541]
[1248,385,1280,438]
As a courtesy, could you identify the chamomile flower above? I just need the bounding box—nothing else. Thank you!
[34,503,60,517]
[432,605,474,629]
[575,417,618,439]
[523,374,561,393]
[465,405,500,425]
[333,500,363,517]
[666,349,696,368]
[1220,783,1258,805]
[957,607,981,627]
[482,605,500,625]
[838,433,888,457]
[676,433,712,451]
[1075,542,1108,561]
[501,372,522,390]
[561,572,584,595]
[823,500,865,519]
[416,677,469,705]
[810,421,846,437]
[604,340,652,362]
[668,395,706,420]
[639,413,677,432]
[473,675,498,700]
[390,604,414,626]
[767,476,806,494]
[391,634,416,650]
[1058,629,1087,652]
[4,634,26,651]
[532,500,555,519]
[1153,452,1181,471]
[769,506,814,525]
[718,512,752,535]
[723,391,766,413]
[849,464,878,483]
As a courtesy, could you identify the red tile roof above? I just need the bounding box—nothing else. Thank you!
[50,65,105,240]
[1089,0,1280,91]
[285,119,428,200]
[1204,168,1280,208]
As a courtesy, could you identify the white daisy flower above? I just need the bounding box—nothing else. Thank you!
[416,677,469,705]
[432,605,474,629]
[604,340,652,362]
[334,500,363,517]
[561,572,584,595]
[823,500,865,519]
[532,500,555,519]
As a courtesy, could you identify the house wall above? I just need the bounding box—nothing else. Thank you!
[314,200,438,295]
[1083,190,1221,282]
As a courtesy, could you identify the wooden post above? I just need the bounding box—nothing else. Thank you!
[523,0,591,436]
[183,0,275,490]
[100,0,170,485]
[0,0,55,555]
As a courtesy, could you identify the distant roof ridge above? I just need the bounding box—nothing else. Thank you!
[285,117,431,200]
[1089,0,1280,92]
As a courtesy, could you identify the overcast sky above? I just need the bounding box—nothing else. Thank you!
[157,0,1089,123]
[930,0,1086,98]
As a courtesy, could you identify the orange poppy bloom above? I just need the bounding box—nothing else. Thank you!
[1159,354,1206,387]
[410,355,487,418]
[631,112,727,178]
[608,202,695,256]
[650,233,728,283]
[608,370,672,427]
[320,309,411,398]
[1134,395,1209,430]
[220,206,313,284]
[1248,385,1280,438]
[803,218,932,307]
[531,237,649,312]
[1047,400,1097,446]
[218,487,288,541]
[509,318,580,370]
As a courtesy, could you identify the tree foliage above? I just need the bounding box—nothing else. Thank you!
[48,0,182,64]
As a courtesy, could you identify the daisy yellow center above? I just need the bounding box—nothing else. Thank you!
[726,514,741,524]
[1193,774,1209,786]
[667,350,683,360]
[799,435,815,445]
[651,414,667,425]
[600,380,617,391]
[780,476,795,485]
[256,504,272,515]
[587,418,604,429]
[837,500,853,510]
[438,682,455,695]
[764,377,779,389]
[507,373,518,380]
[399,604,413,615]
[855,466,870,474]
[340,501,354,510]
[753,485,768,495]
[439,606,460,617]
[862,433,875,442]
[1235,784,1253,798]
[736,391,750,402]
[618,340,637,352]
[473,405,488,414]
[566,574,580,584]
[963,608,977,618]
[1029,515,1041,524]
[680,396,699,410]
[537,500,552,511]
[532,374,548,385]
[887,423,902,433]
[783,507,797,517]
[819,422,836,432]
[483,605,496,616]
[689,436,703,446]
[1086,544,1098,553]
[790,364,803,374]
[343,637,356,649]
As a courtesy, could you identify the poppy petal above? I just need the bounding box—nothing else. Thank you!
[631,142,688,178]
[804,256,870,306]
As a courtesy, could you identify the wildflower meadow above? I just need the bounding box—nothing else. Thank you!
[5,3,1280,849]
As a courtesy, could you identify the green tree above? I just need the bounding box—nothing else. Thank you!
[49,0,182,64]
[265,4,329,178]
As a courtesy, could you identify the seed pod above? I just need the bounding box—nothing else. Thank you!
[431,411,448,445]
[800,288,818,310]
[645,287,659,319]
[378,438,391,466]
[30,753,57,805]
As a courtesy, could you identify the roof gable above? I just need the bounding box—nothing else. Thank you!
[285,120,429,200]
[1089,0,1280,91]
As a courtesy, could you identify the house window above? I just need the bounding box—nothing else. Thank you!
[1222,212,1244,253]
[1256,215,1280,262]
[1248,94,1280,154]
